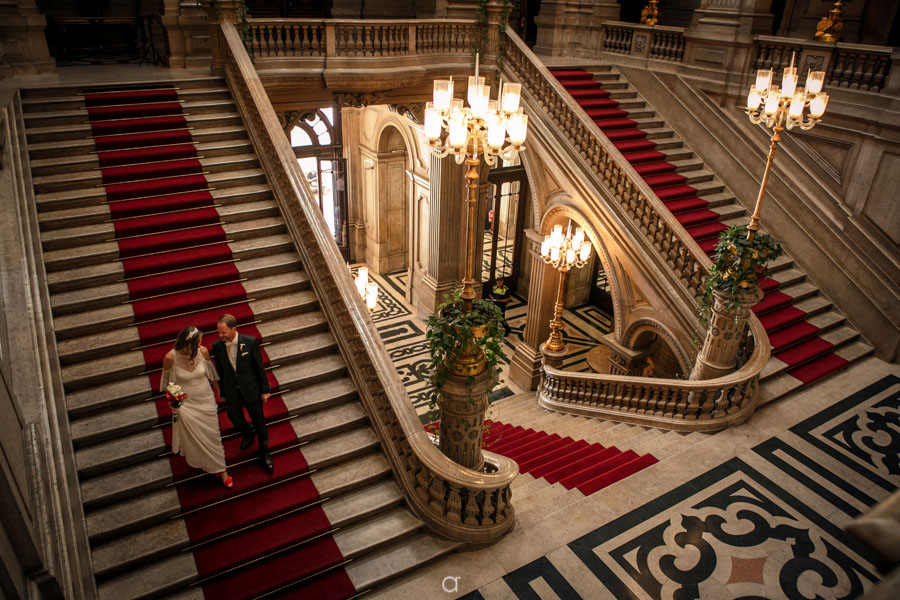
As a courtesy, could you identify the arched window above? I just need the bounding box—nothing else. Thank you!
[288,108,348,257]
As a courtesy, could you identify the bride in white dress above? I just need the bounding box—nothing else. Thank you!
[161,326,232,487]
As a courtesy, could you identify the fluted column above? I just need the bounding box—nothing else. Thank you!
[411,154,467,315]
[690,288,763,380]
[510,229,558,390]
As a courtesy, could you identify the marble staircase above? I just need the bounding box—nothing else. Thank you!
[552,66,873,401]
[21,78,458,600]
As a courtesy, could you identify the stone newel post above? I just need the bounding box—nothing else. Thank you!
[438,369,494,470]
[690,288,763,380]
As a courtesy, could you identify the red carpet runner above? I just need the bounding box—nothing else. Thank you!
[427,420,657,496]
[85,85,356,599]
[550,69,849,386]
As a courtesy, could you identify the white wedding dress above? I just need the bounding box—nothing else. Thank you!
[160,351,227,474]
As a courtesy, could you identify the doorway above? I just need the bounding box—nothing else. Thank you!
[481,164,528,295]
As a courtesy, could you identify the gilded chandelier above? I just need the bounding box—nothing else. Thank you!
[540,222,592,354]
[424,54,528,167]
[746,53,828,132]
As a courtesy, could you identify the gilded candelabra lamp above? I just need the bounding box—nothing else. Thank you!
[539,221,592,367]
[815,0,844,43]
[423,55,528,469]
[689,55,824,380]
[744,53,828,241]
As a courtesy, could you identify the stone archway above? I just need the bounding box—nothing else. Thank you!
[365,125,410,273]
[621,319,692,379]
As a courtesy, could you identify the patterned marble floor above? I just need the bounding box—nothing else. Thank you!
[350,265,613,421]
[461,373,900,600]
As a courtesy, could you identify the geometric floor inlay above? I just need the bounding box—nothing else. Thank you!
[462,375,899,599]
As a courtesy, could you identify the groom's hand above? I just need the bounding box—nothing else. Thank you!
[261,393,270,403]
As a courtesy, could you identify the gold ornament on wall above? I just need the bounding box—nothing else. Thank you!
[641,0,660,26]
[815,0,844,43]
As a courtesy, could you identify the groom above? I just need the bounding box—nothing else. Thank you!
[212,314,274,473]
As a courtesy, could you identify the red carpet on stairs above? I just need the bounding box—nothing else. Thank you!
[551,68,850,387]
[84,85,356,599]
[431,420,657,496]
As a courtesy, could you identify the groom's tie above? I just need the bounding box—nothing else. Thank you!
[226,339,238,371]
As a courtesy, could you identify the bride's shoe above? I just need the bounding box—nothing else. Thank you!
[219,472,233,488]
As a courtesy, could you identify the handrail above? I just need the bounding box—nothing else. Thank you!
[218,22,517,544]
[499,29,772,430]
[501,29,708,300]
[246,18,476,59]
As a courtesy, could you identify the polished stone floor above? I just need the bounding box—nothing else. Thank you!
[350,264,613,420]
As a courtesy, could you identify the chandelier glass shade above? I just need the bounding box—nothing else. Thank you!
[746,53,828,131]
[424,54,528,166]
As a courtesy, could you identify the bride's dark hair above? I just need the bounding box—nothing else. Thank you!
[175,326,202,359]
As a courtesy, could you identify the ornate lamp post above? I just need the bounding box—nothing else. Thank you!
[690,56,828,380]
[423,55,528,468]
[539,222,592,368]
[744,53,828,241]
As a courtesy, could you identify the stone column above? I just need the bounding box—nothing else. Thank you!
[684,0,773,76]
[0,0,55,78]
[438,368,493,470]
[534,1,618,57]
[411,153,467,316]
[510,229,558,390]
[161,1,211,70]
[603,333,651,376]
[690,287,763,380]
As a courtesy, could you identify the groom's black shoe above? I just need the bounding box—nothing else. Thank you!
[260,451,274,474]
[240,429,255,450]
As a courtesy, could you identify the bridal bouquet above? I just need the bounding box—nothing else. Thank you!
[165,382,188,422]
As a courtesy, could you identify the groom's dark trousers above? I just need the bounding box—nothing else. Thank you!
[211,333,270,450]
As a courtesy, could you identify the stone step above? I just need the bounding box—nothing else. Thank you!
[760,324,861,382]
[30,138,257,177]
[36,167,268,213]
[20,78,226,101]
[24,98,238,129]
[650,135,684,151]
[768,267,807,290]
[77,392,365,483]
[61,307,331,396]
[21,86,232,115]
[709,203,747,222]
[86,448,388,545]
[668,157,705,174]
[51,251,301,316]
[28,121,248,157]
[345,532,460,594]
[80,423,378,511]
[696,191,738,210]
[759,341,873,402]
[53,269,309,343]
[42,200,279,259]
[95,502,414,600]
[42,216,286,273]
[66,344,344,425]
[32,153,261,195]
[92,474,401,580]
[40,183,273,249]
[70,364,350,449]
[659,146,694,163]
[632,116,666,130]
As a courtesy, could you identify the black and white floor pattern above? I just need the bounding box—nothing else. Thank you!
[351,266,613,419]
[461,375,900,599]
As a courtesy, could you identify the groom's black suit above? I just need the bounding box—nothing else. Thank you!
[211,333,270,450]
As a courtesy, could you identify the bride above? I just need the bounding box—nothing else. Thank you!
[161,326,233,488]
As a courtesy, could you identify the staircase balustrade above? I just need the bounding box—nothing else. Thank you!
[219,21,517,544]
[500,30,771,431]
[246,18,475,59]
[599,21,685,63]
[754,36,894,93]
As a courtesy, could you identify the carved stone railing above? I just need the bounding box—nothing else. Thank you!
[600,21,685,63]
[754,36,895,93]
[219,22,517,544]
[502,30,704,299]
[500,29,771,430]
[246,18,475,60]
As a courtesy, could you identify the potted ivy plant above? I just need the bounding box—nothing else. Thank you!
[699,224,783,326]
[424,288,507,469]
